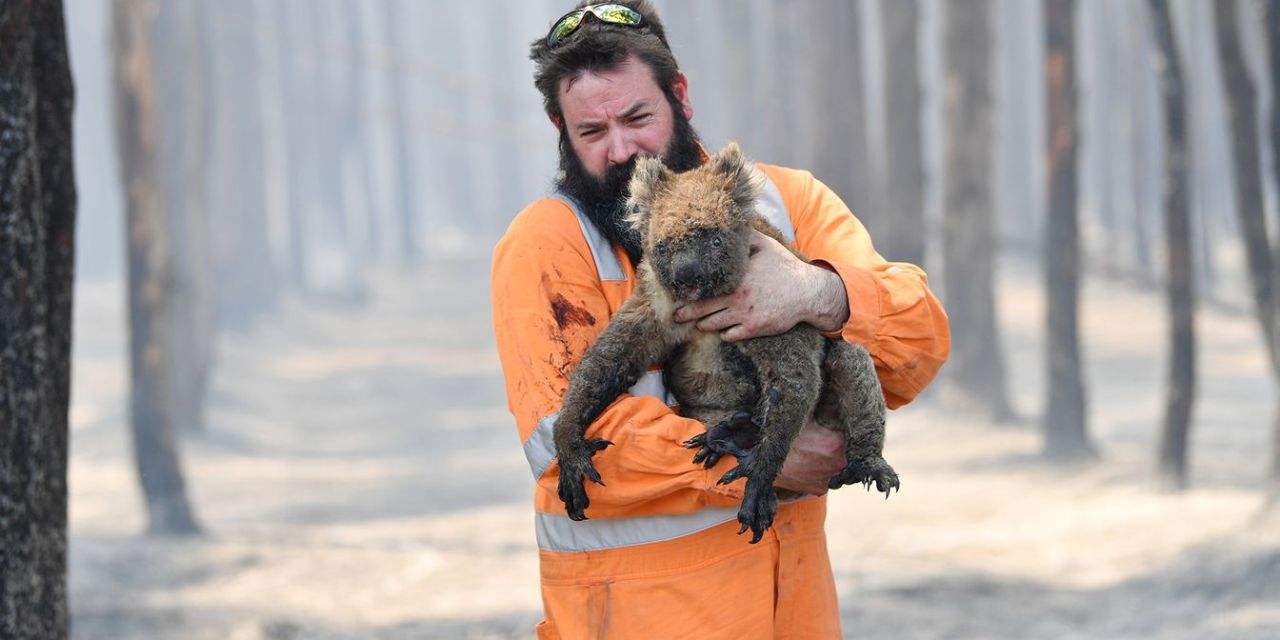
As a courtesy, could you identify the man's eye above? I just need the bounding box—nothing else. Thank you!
[629,114,652,125]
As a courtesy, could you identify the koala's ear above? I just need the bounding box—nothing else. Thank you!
[624,155,673,232]
[712,142,764,214]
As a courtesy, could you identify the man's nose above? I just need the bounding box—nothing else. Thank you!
[606,129,638,167]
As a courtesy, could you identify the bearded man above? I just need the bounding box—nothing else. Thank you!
[490,2,950,637]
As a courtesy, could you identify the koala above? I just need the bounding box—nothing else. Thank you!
[552,142,898,543]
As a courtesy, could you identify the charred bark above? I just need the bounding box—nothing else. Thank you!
[0,1,76,636]
[1042,0,1094,461]
[1148,0,1196,490]
[113,0,201,535]
[1267,0,1280,489]
[1217,0,1280,490]
[809,1,875,228]
[880,0,926,266]
[941,0,1015,421]
[155,0,214,433]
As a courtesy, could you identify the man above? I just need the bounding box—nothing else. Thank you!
[490,2,950,637]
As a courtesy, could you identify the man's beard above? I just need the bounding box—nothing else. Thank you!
[555,101,703,265]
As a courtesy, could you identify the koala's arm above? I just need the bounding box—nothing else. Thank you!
[760,164,952,409]
[491,202,747,518]
[552,292,669,446]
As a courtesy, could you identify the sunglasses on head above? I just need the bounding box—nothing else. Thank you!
[546,3,645,48]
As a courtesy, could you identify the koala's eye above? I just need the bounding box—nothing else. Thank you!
[711,237,723,248]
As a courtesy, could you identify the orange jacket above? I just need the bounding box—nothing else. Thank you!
[491,162,949,638]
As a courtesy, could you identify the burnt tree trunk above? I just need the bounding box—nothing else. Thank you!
[1043,0,1094,460]
[880,0,926,266]
[817,1,874,226]
[213,0,277,328]
[275,0,312,290]
[1216,0,1280,491]
[382,0,420,266]
[941,0,1015,421]
[1148,0,1197,490]
[1264,0,1280,490]
[0,1,76,637]
[344,0,379,262]
[156,0,214,433]
[1130,6,1158,287]
[0,1,76,634]
[113,0,201,535]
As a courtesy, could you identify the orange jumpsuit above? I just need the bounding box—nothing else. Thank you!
[491,162,950,639]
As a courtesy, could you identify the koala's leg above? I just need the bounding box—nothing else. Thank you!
[717,336,824,543]
[681,407,760,469]
[815,340,899,496]
[554,296,671,521]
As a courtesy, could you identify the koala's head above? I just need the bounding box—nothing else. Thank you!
[625,142,763,301]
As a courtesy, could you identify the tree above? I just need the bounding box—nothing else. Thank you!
[880,0,926,266]
[1147,0,1196,489]
[155,0,215,433]
[1216,0,1280,492]
[113,0,202,534]
[0,1,76,636]
[274,0,314,291]
[211,0,278,327]
[1265,0,1280,492]
[809,0,875,227]
[1042,0,1094,460]
[941,0,1015,421]
[382,0,421,265]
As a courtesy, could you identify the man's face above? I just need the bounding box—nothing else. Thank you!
[557,55,693,179]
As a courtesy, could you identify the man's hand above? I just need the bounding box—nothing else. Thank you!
[672,231,850,341]
[773,422,846,495]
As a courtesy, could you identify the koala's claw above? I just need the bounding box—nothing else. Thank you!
[735,476,778,544]
[688,411,759,469]
[714,451,779,543]
[556,438,613,521]
[829,456,900,498]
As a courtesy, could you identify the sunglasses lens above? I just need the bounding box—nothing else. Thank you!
[594,5,642,25]
[547,4,644,48]
[549,13,583,46]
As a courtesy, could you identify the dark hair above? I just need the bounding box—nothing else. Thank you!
[529,0,681,122]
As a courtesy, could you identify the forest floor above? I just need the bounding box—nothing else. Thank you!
[67,252,1280,640]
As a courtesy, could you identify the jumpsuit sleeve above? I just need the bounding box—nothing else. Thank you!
[491,203,744,519]
[771,166,952,410]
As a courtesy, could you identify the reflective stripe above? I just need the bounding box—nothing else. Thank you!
[524,412,560,481]
[552,191,627,282]
[535,507,739,552]
[627,369,673,405]
[755,170,795,243]
[522,370,672,480]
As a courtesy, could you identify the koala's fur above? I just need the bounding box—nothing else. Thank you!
[552,143,898,542]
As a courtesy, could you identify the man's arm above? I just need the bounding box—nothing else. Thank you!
[491,202,746,519]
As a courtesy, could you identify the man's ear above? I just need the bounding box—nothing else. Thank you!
[549,113,563,130]
[712,142,763,214]
[670,71,694,120]
[624,155,673,234]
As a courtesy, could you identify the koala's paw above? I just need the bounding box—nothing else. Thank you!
[735,476,779,544]
[716,451,779,543]
[683,411,760,469]
[556,438,612,521]
[829,456,900,498]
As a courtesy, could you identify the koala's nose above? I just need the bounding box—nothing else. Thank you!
[673,259,702,288]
